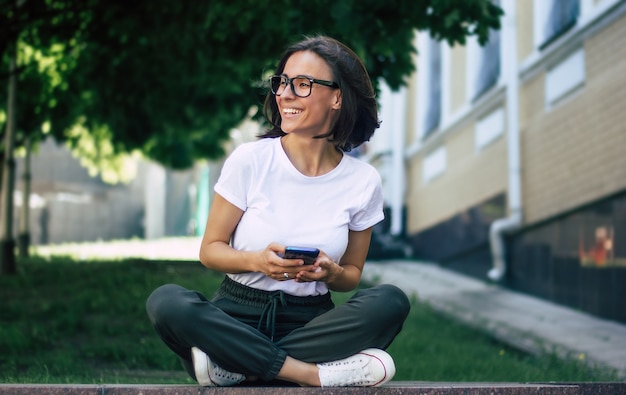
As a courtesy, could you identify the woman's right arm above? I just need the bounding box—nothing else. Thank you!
[198,193,258,273]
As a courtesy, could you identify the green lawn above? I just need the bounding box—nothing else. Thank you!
[0,256,617,384]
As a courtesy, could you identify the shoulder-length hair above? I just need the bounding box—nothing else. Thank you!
[260,35,380,152]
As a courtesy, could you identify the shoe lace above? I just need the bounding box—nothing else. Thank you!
[210,361,245,385]
[210,361,244,383]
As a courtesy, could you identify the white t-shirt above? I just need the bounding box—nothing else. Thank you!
[214,137,384,296]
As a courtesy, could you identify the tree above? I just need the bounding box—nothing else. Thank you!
[1,42,17,274]
[1,0,94,273]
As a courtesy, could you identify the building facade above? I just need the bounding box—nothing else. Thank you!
[14,137,197,245]
[370,0,626,323]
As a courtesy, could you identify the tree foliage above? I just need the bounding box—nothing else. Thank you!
[1,0,503,171]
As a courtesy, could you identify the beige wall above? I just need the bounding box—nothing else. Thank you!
[521,14,626,224]
[517,0,534,62]
[450,45,467,113]
[404,71,419,148]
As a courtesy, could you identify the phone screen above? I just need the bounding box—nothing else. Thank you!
[283,247,319,265]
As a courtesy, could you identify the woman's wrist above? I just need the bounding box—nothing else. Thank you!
[325,264,346,288]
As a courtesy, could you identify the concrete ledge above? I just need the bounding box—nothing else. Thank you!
[1,382,625,395]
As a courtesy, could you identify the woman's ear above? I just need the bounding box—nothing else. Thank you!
[331,90,342,110]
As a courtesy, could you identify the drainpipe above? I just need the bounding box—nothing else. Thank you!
[488,0,522,282]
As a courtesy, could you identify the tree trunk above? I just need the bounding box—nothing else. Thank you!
[18,137,31,258]
[1,45,17,275]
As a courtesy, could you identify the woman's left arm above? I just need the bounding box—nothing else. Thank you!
[297,228,373,292]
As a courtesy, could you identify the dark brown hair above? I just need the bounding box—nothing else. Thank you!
[260,35,380,152]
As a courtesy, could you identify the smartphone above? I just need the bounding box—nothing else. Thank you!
[283,246,320,265]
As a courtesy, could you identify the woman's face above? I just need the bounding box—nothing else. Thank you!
[276,50,341,137]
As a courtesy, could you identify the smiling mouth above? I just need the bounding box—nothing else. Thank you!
[283,108,302,115]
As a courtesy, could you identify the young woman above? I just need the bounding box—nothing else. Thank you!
[146,35,410,387]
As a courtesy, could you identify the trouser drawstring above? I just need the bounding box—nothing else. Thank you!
[257,291,286,341]
[214,276,332,341]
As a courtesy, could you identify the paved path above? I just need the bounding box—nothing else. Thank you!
[362,260,626,379]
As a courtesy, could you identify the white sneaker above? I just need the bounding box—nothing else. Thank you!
[317,348,395,387]
[191,346,245,387]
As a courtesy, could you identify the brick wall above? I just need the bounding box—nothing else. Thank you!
[522,14,626,224]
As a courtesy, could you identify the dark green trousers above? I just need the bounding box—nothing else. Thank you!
[146,276,410,382]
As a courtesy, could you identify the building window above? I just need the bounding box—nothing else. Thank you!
[423,37,441,137]
[473,28,501,100]
[475,107,505,151]
[422,146,446,183]
[545,48,585,107]
[540,0,580,49]
[473,1,501,100]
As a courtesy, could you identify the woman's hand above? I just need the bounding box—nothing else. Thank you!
[258,243,319,281]
[294,250,344,284]
[294,229,372,292]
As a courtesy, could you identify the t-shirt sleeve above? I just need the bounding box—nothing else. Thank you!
[349,167,385,231]
[213,144,253,211]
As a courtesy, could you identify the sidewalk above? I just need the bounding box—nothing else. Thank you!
[1,382,624,394]
[362,260,626,379]
[0,381,626,395]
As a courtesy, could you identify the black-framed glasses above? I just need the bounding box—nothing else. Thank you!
[269,75,339,98]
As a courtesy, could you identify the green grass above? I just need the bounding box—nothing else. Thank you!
[0,256,618,384]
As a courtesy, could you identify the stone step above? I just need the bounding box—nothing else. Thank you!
[1,382,625,394]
